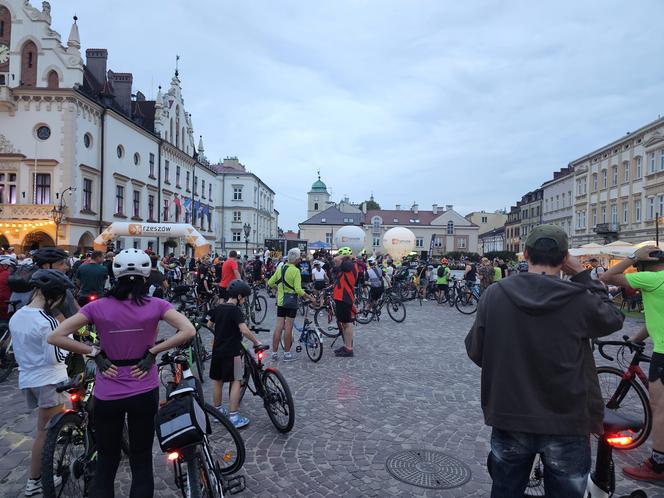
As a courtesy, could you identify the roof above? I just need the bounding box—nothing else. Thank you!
[310,179,327,192]
[479,226,506,238]
[300,205,363,225]
[364,209,439,226]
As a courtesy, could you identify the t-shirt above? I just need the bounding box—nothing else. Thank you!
[436,266,450,285]
[626,271,664,353]
[77,263,108,297]
[333,260,358,304]
[208,303,245,357]
[267,263,305,307]
[312,268,326,282]
[220,258,239,288]
[80,297,172,400]
[252,260,263,281]
[10,307,69,389]
[299,261,311,283]
[493,266,502,282]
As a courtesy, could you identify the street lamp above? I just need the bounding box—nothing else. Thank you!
[50,187,75,246]
[243,222,251,257]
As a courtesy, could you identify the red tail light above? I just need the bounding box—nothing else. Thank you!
[167,451,179,461]
[89,295,97,301]
[70,393,79,402]
[606,434,634,447]
[257,351,264,361]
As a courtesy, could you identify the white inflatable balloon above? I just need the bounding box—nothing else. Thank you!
[334,225,365,254]
[382,227,416,260]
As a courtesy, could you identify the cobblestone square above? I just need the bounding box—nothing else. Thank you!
[1,299,663,497]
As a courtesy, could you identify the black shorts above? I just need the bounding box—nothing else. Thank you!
[209,355,244,382]
[314,281,326,291]
[335,300,353,324]
[369,287,384,301]
[277,306,297,318]
[437,284,448,291]
[649,352,664,383]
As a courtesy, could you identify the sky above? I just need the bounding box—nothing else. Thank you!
[49,0,664,230]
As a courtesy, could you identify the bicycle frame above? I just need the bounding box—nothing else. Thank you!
[241,344,269,399]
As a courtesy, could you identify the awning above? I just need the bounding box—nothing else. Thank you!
[308,240,331,250]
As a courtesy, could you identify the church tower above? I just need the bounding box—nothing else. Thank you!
[307,171,330,219]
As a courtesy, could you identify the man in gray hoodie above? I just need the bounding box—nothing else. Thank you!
[465,225,624,498]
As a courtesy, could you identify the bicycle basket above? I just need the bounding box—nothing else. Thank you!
[155,394,209,452]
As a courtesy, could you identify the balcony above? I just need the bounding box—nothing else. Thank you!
[0,204,56,220]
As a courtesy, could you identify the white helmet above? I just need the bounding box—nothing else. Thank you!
[113,249,151,278]
[367,256,376,264]
[313,260,322,266]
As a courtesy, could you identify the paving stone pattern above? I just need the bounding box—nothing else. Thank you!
[1,296,663,497]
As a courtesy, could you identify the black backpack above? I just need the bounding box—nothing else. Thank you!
[7,264,37,293]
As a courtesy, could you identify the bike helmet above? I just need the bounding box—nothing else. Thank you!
[313,260,322,266]
[228,279,251,299]
[30,269,74,293]
[337,247,353,256]
[0,255,16,268]
[113,249,151,278]
[441,258,448,264]
[367,256,376,264]
[32,247,68,266]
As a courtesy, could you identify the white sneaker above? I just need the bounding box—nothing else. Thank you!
[271,352,279,361]
[25,478,41,497]
[283,352,296,362]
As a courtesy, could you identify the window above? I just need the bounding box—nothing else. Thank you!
[635,199,642,222]
[233,187,243,200]
[592,208,597,227]
[576,210,586,229]
[457,238,466,249]
[321,218,326,223]
[636,157,642,179]
[325,232,332,245]
[35,173,50,204]
[186,171,190,191]
[561,193,566,208]
[447,221,454,235]
[133,153,140,166]
[176,166,181,187]
[208,183,212,201]
[117,145,124,158]
[233,210,241,222]
[601,205,607,223]
[415,237,423,248]
[232,230,242,242]
[148,194,155,220]
[313,202,319,210]
[623,202,629,224]
[393,218,399,223]
[624,163,630,183]
[372,217,381,231]
[602,170,607,189]
[82,178,92,211]
[577,178,587,195]
[659,195,664,219]
[133,190,140,217]
[0,173,17,204]
[612,166,618,186]
[164,160,170,183]
[649,152,656,173]
[163,199,169,220]
[83,133,92,148]
[115,185,125,215]
[661,150,664,171]
[193,176,198,195]
[481,216,487,223]
[592,174,598,191]
[202,180,206,198]
[611,203,617,224]
[372,237,381,246]
[648,197,655,220]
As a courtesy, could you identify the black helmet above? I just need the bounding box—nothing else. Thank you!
[228,279,251,299]
[30,269,74,293]
[33,247,68,266]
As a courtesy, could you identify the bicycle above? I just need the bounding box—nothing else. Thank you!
[594,336,652,450]
[313,288,342,341]
[524,410,647,498]
[244,284,268,325]
[279,318,323,362]
[0,321,16,382]
[178,302,213,383]
[157,345,246,497]
[238,327,295,433]
[355,288,406,324]
[455,281,480,315]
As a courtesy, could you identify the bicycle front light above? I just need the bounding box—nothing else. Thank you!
[606,434,634,447]
[167,451,180,461]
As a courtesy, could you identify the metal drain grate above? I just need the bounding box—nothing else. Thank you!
[385,449,471,489]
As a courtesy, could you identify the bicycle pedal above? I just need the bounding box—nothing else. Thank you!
[296,346,302,353]
[224,475,246,494]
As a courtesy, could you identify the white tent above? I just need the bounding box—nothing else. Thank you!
[569,242,605,257]
[604,240,633,247]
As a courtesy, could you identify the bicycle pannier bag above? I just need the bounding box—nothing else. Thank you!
[155,394,208,452]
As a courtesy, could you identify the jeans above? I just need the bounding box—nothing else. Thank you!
[93,388,159,498]
[488,428,590,498]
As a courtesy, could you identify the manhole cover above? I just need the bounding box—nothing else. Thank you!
[385,449,471,489]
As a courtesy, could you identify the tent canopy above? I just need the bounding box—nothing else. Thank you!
[308,240,331,250]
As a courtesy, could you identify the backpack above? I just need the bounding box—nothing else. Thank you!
[7,263,36,293]
[368,267,384,288]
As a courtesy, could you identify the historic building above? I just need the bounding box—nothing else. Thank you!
[504,204,521,253]
[518,189,543,251]
[541,166,574,238]
[465,210,507,235]
[478,226,505,254]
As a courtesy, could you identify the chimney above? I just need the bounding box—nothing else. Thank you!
[411,203,418,214]
[85,48,108,86]
[395,204,401,211]
[445,204,453,211]
[107,70,133,116]
[432,204,438,215]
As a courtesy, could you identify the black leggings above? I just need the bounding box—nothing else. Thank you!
[93,388,159,498]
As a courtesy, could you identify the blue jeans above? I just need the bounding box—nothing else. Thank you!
[488,428,590,498]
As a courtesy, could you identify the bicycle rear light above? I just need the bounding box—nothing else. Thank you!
[167,451,179,461]
[257,351,264,361]
[69,392,79,402]
[89,295,97,301]
[606,434,634,447]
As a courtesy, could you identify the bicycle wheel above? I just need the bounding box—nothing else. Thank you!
[251,296,268,325]
[304,331,323,362]
[204,403,246,475]
[262,367,295,433]
[524,454,545,497]
[597,366,651,449]
[42,412,92,498]
[314,307,339,338]
[455,291,478,315]
[185,447,214,498]
[354,300,374,325]
[448,288,457,307]
[0,326,16,383]
[386,298,406,323]
[193,334,206,384]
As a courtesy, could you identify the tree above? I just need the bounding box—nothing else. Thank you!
[363,199,381,211]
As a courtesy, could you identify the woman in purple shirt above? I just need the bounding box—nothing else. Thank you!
[49,249,195,498]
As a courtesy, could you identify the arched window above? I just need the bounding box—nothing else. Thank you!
[181,126,185,149]
[47,70,59,89]
[175,106,180,148]
[314,202,318,210]
[0,6,11,71]
[372,216,381,232]
[447,220,454,235]
[21,40,38,86]
[169,118,174,144]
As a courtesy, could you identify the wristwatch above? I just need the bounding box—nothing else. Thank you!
[88,345,101,358]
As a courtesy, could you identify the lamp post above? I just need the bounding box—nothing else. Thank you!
[50,187,75,246]
[243,222,251,257]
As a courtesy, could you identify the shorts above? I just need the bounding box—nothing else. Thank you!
[209,355,244,382]
[314,280,326,291]
[277,306,297,319]
[369,287,384,301]
[419,278,428,289]
[649,352,664,383]
[335,300,353,324]
[23,384,65,409]
[437,283,448,291]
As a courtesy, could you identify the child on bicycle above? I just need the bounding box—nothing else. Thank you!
[10,270,73,496]
[207,279,260,428]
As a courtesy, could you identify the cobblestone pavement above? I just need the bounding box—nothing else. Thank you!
[1,296,663,497]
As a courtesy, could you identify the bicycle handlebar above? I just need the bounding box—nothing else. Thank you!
[250,327,270,333]
[593,335,646,362]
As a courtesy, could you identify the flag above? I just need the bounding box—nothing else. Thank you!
[194,200,200,213]
[174,194,182,215]
[183,198,192,212]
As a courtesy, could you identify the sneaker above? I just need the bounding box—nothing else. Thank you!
[283,352,296,362]
[335,347,354,357]
[216,405,229,418]
[334,346,345,354]
[271,352,279,361]
[229,413,250,429]
[623,459,664,481]
[25,478,42,497]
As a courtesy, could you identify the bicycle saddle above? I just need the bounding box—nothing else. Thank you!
[603,407,644,433]
[254,344,270,352]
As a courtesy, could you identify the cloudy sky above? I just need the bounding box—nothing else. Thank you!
[50,1,664,229]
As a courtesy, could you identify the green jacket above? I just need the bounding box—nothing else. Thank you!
[267,263,305,307]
